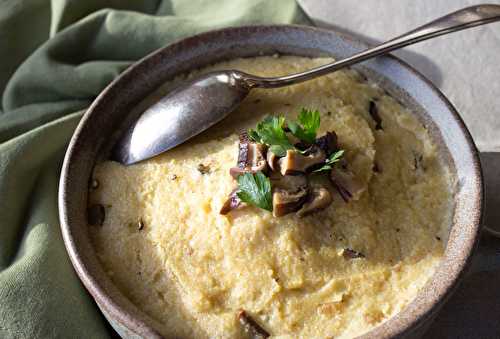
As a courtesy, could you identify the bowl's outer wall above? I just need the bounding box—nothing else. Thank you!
[59,25,483,339]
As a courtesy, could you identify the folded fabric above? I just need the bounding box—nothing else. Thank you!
[0,1,308,337]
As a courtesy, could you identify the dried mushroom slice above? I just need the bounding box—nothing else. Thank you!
[237,131,250,167]
[266,149,279,171]
[272,187,308,217]
[314,131,338,156]
[278,146,326,176]
[237,310,270,339]
[297,187,332,217]
[330,165,365,202]
[269,172,308,190]
[220,188,243,215]
[270,173,309,217]
[230,133,268,178]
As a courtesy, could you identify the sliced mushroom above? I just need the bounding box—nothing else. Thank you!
[270,173,309,217]
[237,310,270,339]
[314,131,338,156]
[266,150,279,171]
[330,166,364,202]
[230,134,268,179]
[269,172,308,190]
[272,188,309,217]
[220,188,242,215]
[236,132,250,167]
[278,146,326,176]
[297,187,332,217]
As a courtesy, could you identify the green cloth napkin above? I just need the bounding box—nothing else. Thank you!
[0,1,308,337]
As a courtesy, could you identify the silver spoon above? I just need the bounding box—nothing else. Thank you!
[113,4,500,165]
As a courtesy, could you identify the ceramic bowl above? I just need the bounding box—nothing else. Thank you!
[58,25,483,338]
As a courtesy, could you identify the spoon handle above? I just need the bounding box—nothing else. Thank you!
[245,4,500,88]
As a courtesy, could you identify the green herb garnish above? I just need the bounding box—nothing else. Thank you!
[313,149,345,173]
[236,172,272,211]
[287,108,321,144]
[248,116,294,156]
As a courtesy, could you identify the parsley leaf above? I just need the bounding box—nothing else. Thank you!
[247,116,294,156]
[288,108,321,143]
[313,149,345,173]
[248,129,262,143]
[236,172,272,211]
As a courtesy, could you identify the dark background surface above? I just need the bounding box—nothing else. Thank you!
[425,153,500,339]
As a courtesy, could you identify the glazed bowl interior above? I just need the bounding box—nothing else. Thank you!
[59,25,483,338]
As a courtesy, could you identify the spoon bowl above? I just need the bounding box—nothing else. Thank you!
[113,71,250,164]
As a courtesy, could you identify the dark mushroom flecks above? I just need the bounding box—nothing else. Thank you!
[297,187,332,217]
[197,163,211,175]
[278,146,326,176]
[413,151,424,171]
[342,248,365,259]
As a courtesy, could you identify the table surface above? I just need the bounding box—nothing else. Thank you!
[298,1,500,337]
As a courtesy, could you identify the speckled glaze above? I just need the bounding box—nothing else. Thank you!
[58,25,483,339]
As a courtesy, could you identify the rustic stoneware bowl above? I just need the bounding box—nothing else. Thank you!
[59,25,483,338]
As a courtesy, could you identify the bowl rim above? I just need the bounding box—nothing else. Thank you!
[59,23,484,338]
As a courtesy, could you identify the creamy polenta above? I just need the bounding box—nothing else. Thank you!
[88,56,454,338]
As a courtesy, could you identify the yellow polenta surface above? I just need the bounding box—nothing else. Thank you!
[89,56,454,338]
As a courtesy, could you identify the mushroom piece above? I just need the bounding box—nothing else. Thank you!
[220,188,242,215]
[270,173,309,217]
[297,187,332,217]
[273,188,309,217]
[314,131,338,156]
[237,310,270,339]
[266,150,279,171]
[236,132,250,168]
[230,133,268,179]
[330,165,364,202]
[278,146,326,176]
[269,172,308,190]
